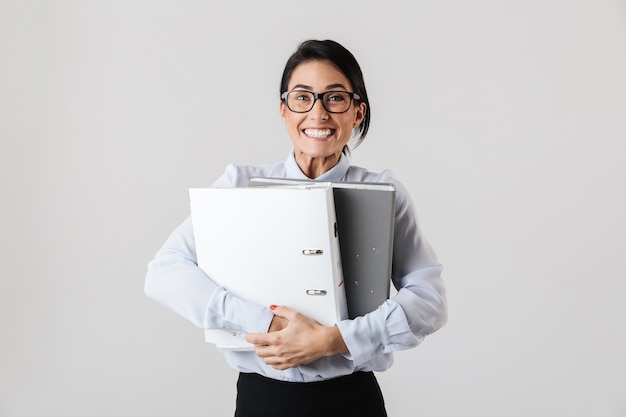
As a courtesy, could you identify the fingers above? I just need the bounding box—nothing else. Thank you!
[245,331,276,346]
[253,344,304,370]
[269,304,298,321]
[244,305,323,370]
[245,331,306,370]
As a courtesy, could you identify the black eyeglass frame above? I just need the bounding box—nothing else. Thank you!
[280,90,362,114]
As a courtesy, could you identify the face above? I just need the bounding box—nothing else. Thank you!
[280,60,366,166]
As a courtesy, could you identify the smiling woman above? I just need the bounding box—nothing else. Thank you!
[145,39,447,417]
[280,59,367,178]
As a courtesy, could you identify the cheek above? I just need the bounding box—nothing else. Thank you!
[284,116,304,135]
[342,116,357,131]
[285,114,306,128]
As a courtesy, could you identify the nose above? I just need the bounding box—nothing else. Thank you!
[309,98,329,119]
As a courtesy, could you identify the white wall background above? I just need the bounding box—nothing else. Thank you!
[1,1,625,416]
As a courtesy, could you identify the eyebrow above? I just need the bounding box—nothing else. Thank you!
[291,83,349,91]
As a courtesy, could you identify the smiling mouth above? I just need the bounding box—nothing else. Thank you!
[303,128,335,139]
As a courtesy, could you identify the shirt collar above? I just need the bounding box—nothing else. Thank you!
[285,149,350,181]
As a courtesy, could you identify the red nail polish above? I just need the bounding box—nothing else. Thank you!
[270,304,277,310]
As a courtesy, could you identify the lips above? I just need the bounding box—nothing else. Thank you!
[303,128,335,139]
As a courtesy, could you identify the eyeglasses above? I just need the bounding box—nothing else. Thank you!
[281,90,361,114]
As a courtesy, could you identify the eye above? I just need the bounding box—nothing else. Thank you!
[326,92,347,102]
[293,92,312,101]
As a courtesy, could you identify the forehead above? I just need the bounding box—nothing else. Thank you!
[288,60,352,90]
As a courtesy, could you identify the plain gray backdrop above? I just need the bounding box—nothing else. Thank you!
[1,1,625,416]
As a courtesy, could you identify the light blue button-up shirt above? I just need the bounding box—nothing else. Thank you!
[145,151,447,382]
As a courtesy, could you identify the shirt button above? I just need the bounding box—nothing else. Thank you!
[379,344,385,351]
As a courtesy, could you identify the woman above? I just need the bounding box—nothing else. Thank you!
[145,39,447,417]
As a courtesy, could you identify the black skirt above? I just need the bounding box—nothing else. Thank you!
[234,371,388,417]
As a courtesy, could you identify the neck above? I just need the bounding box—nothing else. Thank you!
[294,151,341,179]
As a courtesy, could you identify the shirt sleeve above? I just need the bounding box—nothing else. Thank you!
[144,167,275,335]
[336,179,448,367]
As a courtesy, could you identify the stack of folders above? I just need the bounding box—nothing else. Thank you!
[189,178,395,351]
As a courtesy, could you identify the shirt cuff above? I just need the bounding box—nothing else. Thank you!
[206,287,274,334]
[336,300,419,367]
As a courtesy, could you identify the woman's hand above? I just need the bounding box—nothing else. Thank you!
[245,305,348,370]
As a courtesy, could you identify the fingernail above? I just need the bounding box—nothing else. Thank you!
[270,305,277,310]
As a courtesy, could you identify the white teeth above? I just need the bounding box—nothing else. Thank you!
[304,129,333,138]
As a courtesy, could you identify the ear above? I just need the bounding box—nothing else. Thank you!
[353,102,367,128]
[280,101,288,122]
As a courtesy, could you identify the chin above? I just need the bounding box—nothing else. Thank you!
[299,145,340,158]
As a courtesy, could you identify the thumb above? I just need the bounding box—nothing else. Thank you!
[269,304,297,320]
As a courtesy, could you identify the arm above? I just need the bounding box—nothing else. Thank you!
[144,163,278,334]
[144,216,275,334]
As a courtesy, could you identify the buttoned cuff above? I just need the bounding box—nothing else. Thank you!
[206,287,274,334]
[336,300,419,367]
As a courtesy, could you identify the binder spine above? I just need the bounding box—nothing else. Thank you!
[324,188,349,322]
